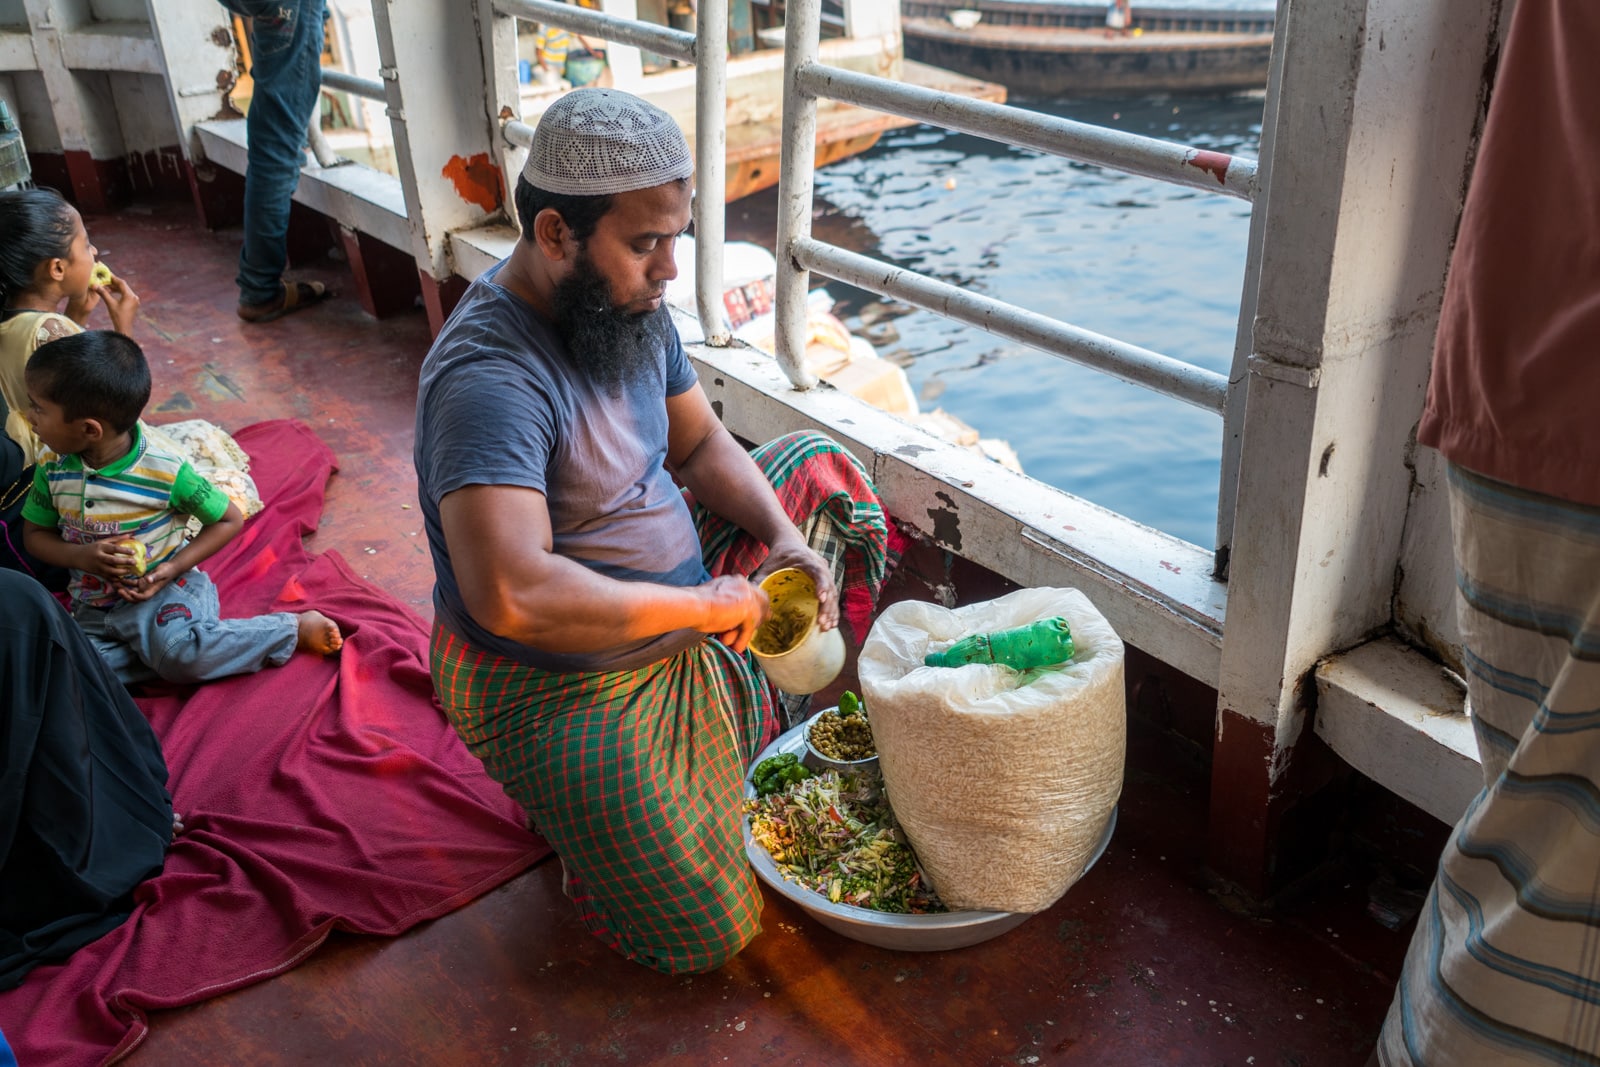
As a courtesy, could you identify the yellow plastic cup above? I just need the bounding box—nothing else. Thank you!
[750,567,845,695]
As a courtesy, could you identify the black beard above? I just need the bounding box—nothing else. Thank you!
[550,252,659,393]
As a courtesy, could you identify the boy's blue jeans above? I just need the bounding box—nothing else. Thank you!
[217,0,328,307]
[72,568,298,685]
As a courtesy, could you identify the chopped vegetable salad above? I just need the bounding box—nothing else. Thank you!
[746,768,945,914]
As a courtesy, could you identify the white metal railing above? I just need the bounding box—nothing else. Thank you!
[491,0,728,344]
[798,65,1258,201]
[795,239,1229,412]
[775,0,1255,418]
[319,68,386,102]
[495,0,696,63]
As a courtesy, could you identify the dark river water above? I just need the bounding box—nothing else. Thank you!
[727,92,1266,548]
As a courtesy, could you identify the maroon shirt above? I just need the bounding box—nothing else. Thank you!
[1418,0,1600,507]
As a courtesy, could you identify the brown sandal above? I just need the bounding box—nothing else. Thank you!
[237,280,330,324]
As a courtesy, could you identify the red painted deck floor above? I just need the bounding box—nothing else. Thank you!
[86,200,1414,1066]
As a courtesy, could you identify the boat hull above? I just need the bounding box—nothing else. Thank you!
[903,19,1273,96]
[719,56,1005,199]
[727,130,885,201]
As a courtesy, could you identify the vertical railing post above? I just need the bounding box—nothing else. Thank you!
[371,0,504,332]
[1212,2,1289,578]
[146,0,239,170]
[475,0,526,199]
[1211,0,1503,894]
[772,0,822,388]
[694,0,728,345]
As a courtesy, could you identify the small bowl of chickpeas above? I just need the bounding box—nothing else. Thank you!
[801,693,879,774]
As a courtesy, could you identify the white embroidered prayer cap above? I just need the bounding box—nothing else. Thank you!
[523,89,693,196]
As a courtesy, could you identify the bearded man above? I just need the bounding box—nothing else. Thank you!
[414,89,895,974]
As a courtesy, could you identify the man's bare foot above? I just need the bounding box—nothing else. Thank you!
[296,610,344,655]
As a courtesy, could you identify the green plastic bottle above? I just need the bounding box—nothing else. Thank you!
[923,616,1075,671]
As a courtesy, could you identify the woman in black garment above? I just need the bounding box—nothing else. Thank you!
[0,567,176,989]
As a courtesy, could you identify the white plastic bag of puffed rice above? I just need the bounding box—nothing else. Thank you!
[859,587,1125,914]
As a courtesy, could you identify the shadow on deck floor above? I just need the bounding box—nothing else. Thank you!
[89,200,1409,1066]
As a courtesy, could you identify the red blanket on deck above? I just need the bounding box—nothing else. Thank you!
[0,420,549,1066]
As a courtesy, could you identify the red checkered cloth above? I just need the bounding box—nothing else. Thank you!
[690,430,902,645]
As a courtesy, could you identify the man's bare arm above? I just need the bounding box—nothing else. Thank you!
[665,385,839,629]
[440,483,770,653]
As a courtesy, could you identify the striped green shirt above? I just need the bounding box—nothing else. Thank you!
[22,421,230,607]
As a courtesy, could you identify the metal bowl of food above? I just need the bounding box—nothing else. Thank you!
[743,722,1115,951]
[800,701,879,775]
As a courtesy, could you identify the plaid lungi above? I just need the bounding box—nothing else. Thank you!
[1379,465,1600,1065]
[432,431,893,974]
[689,430,892,611]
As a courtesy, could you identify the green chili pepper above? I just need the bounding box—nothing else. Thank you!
[751,753,812,797]
[838,690,862,717]
[752,753,794,790]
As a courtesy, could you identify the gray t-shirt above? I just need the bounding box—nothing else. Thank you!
[414,263,708,672]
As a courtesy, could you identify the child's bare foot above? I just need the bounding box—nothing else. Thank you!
[297,611,343,655]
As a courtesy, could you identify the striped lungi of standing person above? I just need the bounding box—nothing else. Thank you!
[1379,464,1600,1065]
[432,431,896,975]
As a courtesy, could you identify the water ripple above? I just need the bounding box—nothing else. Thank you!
[729,93,1265,547]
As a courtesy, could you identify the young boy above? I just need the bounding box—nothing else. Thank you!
[20,331,341,684]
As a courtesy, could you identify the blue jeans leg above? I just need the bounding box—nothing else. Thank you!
[102,568,299,685]
[219,0,327,305]
[73,602,158,685]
